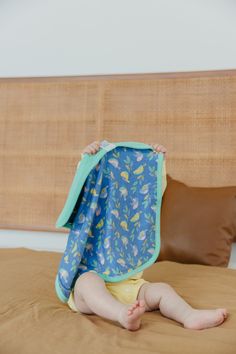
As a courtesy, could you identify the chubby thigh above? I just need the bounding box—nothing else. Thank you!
[68,271,149,313]
[69,271,97,313]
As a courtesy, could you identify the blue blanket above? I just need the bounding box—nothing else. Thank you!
[55,140,164,303]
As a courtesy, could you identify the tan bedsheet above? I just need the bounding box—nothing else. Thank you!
[1,248,236,354]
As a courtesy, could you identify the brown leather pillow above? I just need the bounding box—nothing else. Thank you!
[158,175,236,267]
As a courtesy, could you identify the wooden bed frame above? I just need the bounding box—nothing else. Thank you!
[0,69,235,231]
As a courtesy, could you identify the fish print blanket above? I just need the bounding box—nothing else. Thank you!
[55,141,164,302]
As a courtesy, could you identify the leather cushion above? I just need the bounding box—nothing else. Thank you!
[158,175,236,267]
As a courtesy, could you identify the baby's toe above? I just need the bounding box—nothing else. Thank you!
[220,308,228,319]
[132,301,139,309]
[139,299,146,307]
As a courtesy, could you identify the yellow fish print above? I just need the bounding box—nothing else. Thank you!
[120,171,130,183]
[73,251,81,259]
[130,212,140,222]
[111,209,119,218]
[97,176,102,185]
[103,268,110,275]
[90,188,99,196]
[138,230,147,240]
[117,258,126,266]
[96,218,104,229]
[108,158,120,169]
[133,165,144,175]
[100,186,108,198]
[88,230,94,238]
[137,259,142,267]
[140,183,150,194]
[120,221,129,231]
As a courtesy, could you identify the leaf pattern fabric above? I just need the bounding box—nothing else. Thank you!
[55,146,163,301]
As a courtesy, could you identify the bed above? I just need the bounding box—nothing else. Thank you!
[0,69,236,354]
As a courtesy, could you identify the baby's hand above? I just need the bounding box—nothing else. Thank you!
[150,143,167,158]
[81,141,101,156]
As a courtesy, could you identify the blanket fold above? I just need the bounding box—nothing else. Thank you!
[55,140,164,302]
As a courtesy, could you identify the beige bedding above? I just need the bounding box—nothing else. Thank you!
[1,247,236,354]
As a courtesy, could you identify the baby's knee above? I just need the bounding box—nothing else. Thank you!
[75,271,104,292]
[155,282,173,293]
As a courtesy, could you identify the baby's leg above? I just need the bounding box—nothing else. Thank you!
[137,282,228,330]
[74,272,146,331]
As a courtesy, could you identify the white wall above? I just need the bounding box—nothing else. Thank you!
[0,0,236,78]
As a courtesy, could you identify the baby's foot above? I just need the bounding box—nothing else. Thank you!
[183,308,228,330]
[118,299,146,331]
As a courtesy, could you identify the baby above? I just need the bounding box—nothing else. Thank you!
[69,140,228,331]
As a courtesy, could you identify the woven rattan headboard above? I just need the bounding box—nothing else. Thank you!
[0,70,236,231]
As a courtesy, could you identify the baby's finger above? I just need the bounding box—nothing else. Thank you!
[90,141,101,152]
[91,140,100,148]
[152,144,167,154]
[82,146,96,154]
[158,146,167,153]
[83,142,98,154]
[88,146,98,154]
[81,150,90,155]
[92,140,101,146]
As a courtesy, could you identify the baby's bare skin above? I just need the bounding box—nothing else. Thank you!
[119,300,146,331]
[74,271,228,331]
[75,141,228,331]
[81,140,167,157]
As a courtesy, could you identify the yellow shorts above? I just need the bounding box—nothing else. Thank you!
[67,271,149,312]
